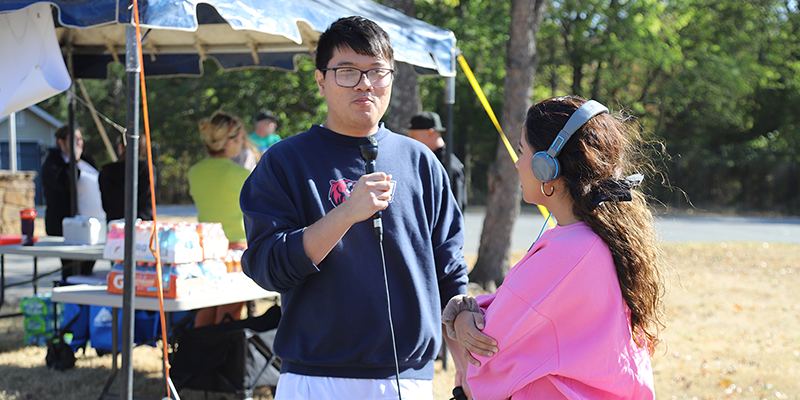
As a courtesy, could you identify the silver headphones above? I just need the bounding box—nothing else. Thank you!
[530,100,609,182]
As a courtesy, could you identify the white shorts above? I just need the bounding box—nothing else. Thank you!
[273,372,433,400]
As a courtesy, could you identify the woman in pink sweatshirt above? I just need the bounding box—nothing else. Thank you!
[444,96,667,399]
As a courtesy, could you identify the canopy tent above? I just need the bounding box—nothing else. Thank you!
[0,0,456,79]
[0,2,459,399]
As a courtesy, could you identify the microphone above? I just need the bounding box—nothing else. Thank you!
[359,136,383,241]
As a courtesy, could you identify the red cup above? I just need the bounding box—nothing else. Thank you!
[21,208,37,246]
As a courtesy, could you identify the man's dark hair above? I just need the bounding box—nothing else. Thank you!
[315,16,394,73]
[54,125,79,141]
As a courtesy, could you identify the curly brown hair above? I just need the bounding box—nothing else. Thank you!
[524,95,667,354]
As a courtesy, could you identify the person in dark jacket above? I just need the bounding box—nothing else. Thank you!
[40,125,105,279]
[408,111,467,211]
[99,134,154,222]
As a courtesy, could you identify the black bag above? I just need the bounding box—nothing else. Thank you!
[450,386,469,400]
[170,305,282,397]
[45,310,82,371]
[45,338,76,371]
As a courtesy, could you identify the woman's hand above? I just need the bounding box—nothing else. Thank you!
[454,310,498,366]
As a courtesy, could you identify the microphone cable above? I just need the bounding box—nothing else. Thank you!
[375,230,402,400]
[360,136,402,400]
[528,212,554,252]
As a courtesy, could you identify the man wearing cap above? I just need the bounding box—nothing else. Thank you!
[408,111,467,211]
[249,110,281,152]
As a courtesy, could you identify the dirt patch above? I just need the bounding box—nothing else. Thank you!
[2,242,799,399]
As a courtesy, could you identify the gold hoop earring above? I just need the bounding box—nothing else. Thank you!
[541,182,554,197]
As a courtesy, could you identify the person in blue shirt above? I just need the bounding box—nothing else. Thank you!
[248,110,280,152]
[239,16,468,400]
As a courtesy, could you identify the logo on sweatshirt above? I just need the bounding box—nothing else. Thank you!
[329,179,356,207]
[328,178,398,208]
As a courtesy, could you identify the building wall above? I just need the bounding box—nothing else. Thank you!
[0,110,57,150]
[0,170,37,235]
[1,108,62,205]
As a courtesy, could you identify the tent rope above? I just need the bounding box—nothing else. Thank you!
[457,55,554,226]
[73,95,127,135]
[131,1,172,398]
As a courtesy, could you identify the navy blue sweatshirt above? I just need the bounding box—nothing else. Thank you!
[240,124,468,380]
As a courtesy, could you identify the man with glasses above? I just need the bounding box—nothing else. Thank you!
[41,125,105,280]
[240,16,468,399]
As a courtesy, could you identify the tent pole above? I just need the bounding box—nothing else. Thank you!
[67,50,78,217]
[441,49,457,372]
[9,113,17,172]
[120,25,141,400]
[444,49,456,184]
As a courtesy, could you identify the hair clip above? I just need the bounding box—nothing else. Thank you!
[592,174,643,209]
[626,173,643,189]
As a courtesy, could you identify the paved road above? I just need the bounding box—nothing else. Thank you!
[3,205,799,306]
[466,207,800,255]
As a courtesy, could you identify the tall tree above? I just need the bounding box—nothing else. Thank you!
[381,0,422,133]
[538,0,684,117]
[417,0,513,206]
[469,0,550,288]
[658,0,800,148]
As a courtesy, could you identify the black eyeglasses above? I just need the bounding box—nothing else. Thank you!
[321,67,395,88]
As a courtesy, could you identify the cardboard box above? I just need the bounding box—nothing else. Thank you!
[106,268,206,299]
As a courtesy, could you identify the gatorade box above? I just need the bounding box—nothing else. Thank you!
[106,261,206,298]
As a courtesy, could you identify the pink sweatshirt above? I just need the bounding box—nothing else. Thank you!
[467,222,654,400]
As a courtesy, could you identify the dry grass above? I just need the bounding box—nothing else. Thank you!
[2,241,800,399]
[653,242,800,399]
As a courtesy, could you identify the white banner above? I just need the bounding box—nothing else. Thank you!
[0,3,71,119]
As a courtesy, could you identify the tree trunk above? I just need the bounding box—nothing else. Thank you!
[469,0,550,289]
[385,62,421,133]
[381,0,421,133]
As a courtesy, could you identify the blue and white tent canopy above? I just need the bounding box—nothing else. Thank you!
[0,0,457,78]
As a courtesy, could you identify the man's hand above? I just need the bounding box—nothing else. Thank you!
[454,310,498,366]
[302,172,393,265]
[339,172,393,224]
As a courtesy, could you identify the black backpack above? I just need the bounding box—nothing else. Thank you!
[169,305,282,397]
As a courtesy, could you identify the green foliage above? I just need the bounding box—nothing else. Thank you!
[537,0,686,131]
[421,0,460,6]
[38,63,128,167]
[34,0,800,212]
[38,56,325,204]
[415,0,512,202]
[657,145,800,214]
[144,55,325,146]
[535,0,800,151]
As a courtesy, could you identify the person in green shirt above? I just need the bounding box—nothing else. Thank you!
[249,109,281,152]
[189,110,251,245]
[189,110,251,326]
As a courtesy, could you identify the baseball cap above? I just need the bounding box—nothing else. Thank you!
[255,110,279,123]
[409,112,445,132]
